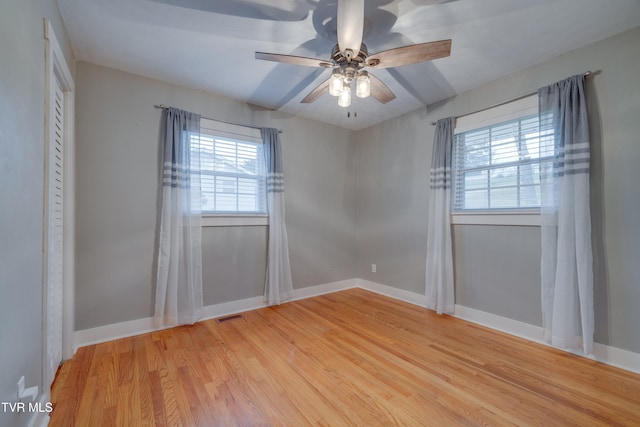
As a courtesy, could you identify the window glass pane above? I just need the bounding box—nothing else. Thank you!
[491,121,518,142]
[195,129,266,214]
[201,193,215,212]
[463,170,488,190]
[490,187,517,208]
[216,176,237,193]
[463,129,489,151]
[519,185,540,208]
[464,147,490,168]
[519,163,539,186]
[452,112,551,212]
[491,140,518,165]
[520,116,540,160]
[238,194,257,211]
[490,166,517,188]
[237,144,258,174]
[464,190,488,209]
[215,193,236,211]
[201,175,215,190]
[238,178,257,194]
[460,132,490,168]
[520,116,538,134]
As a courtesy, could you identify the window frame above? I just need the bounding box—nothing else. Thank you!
[197,119,268,227]
[450,95,543,227]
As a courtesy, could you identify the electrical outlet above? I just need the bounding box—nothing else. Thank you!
[371,264,376,273]
[17,376,25,400]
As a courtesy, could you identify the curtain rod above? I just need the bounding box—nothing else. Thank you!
[430,70,594,126]
[154,104,282,133]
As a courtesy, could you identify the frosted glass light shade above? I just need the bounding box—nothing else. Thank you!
[337,0,364,56]
[338,83,351,108]
[329,71,344,97]
[356,71,370,98]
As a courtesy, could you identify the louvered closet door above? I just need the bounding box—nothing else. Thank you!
[46,77,64,386]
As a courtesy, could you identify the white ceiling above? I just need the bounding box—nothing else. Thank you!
[57,0,640,130]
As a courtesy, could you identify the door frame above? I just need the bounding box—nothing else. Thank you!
[43,18,75,389]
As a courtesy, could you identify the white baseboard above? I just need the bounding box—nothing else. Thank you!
[27,392,51,427]
[587,342,640,375]
[73,277,640,375]
[199,295,266,322]
[357,279,640,375]
[74,315,166,351]
[199,279,358,321]
[357,278,428,307]
[74,279,357,350]
[291,278,358,301]
[453,304,545,344]
[453,303,640,375]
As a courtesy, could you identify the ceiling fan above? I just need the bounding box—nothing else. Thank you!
[255,0,452,108]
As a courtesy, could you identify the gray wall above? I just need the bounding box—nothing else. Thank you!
[74,62,357,330]
[0,1,73,426]
[355,26,640,354]
[74,26,640,355]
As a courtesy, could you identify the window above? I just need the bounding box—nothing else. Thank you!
[451,95,552,224]
[193,119,267,224]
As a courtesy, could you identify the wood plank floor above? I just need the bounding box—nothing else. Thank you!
[50,288,640,426]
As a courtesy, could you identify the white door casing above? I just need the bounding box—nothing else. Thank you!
[43,19,75,391]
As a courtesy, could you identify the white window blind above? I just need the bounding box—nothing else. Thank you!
[452,95,554,211]
[193,119,266,215]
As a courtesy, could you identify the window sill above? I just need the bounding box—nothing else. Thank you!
[451,211,540,226]
[202,215,268,227]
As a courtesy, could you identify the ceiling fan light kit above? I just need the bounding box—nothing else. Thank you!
[329,69,344,96]
[338,83,352,108]
[356,70,370,99]
[255,0,452,109]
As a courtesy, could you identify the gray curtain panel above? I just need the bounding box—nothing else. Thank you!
[425,117,455,314]
[155,107,203,326]
[262,128,293,305]
[539,74,594,354]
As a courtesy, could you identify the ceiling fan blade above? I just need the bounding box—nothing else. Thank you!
[366,39,452,69]
[337,0,364,56]
[301,79,330,103]
[369,74,396,104]
[255,52,333,68]
[151,0,311,21]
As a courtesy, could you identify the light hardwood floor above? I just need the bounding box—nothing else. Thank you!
[50,288,640,426]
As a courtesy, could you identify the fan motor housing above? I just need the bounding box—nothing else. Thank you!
[331,43,369,68]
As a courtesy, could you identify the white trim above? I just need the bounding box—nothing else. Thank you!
[454,94,538,134]
[74,317,168,350]
[26,392,51,427]
[453,304,640,375]
[44,21,73,91]
[72,278,640,375]
[200,118,262,143]
[200,296,267,321]
[357,278,427,307]
[62,82,75,360]
[200,279,357,319]
[451,211,540,226]
[453,304,545,344]
[291,279,358,301]
[44,19,76,361]
[358,279,640,374]
[201,215,268,227]
[43,18,76,404]
[74,279,357,350]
